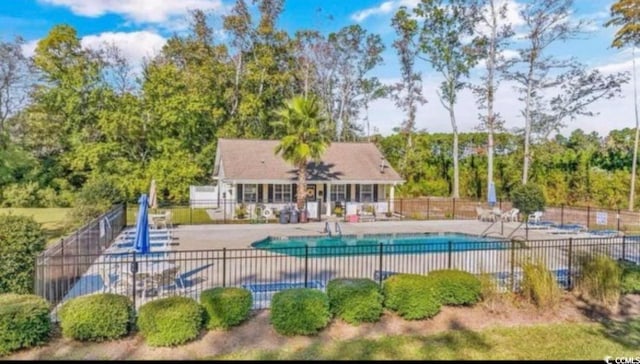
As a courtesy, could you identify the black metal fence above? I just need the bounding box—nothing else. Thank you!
[35,204,126,304]
[36,234,640,314]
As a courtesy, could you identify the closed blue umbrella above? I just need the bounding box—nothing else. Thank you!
[134,194,150,254]
[488,181,497,208]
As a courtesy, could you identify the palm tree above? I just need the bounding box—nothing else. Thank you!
[272,95,332,210]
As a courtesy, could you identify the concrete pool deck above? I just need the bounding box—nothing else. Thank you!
[170,219,591,250]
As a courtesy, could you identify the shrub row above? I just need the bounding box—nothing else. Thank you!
[56,286,253,348]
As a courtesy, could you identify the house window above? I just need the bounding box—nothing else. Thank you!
[330,184,347,202]
[360,184,374,202]
[243,184,258,203]
[273,184,292,203]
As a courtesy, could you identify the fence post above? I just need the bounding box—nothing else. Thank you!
[510,240,516,292]
[190,207,193,225]
[222,248,227,287]
[223,199,227,223]
[304,245,309,288]
[622,235,626,261]
[60,238,64,257]
[447,241,452,269]
[378,243,384,286]
[427,198,430,220]
[587,206,591,229]
[123,202,127,227]
[131,252,138,309]
[561,204,564,226]
[617,209,621,232]
[452,198,456,219]
[400,199,404,219]
[567,238,573,290]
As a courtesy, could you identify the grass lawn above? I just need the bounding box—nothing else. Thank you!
[212,321,640,360]
[126,207,212,225]
[0,208,72,244]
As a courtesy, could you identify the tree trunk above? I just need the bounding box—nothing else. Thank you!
[297,161,307,210]
[450,104,459,198]
[522,61,535,185]
[486,0,497,191]
[630,47,639,211]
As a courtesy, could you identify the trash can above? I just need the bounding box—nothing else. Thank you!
[279,208,289,224]
[299,209,308,223]
[290,209,299,224]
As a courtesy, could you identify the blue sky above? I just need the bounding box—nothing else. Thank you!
[1,0,637,137]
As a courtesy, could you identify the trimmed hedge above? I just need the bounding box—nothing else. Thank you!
[270,288,330,336]
[0,214,45,294]
[427,269,482,306]
[0,294,51,356]
[200,287,252,330]
[58,293,134,342]
[620,261,640,294]
[137,296,204,347]
[383,274,441,320]
[327,278,383,325]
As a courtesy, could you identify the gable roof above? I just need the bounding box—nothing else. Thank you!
[214,138,404,184]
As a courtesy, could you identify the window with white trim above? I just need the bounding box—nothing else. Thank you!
[273,184,292,203]
[360,184,374,202]
[330,184,347,202]
[243,184,258,203]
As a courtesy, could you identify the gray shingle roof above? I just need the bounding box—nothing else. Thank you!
[215,138,403,183]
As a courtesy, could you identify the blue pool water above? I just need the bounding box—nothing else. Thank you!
[252,233,507,257]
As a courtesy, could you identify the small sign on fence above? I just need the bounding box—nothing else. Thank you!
[596,211,607,225]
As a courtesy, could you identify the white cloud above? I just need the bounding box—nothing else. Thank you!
[40,0,224,24]
[351,0,419,23]
[22,30,166,68]
[21,39,39,58]
[81,30,166,66]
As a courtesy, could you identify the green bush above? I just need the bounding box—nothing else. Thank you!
[0,214,45,294]
[576,254,621,307]
[427,270,482,306]
[0,294,51,356]
[1,182,40,207]
[58,294,134,341]
[137,296,204,347]
[510,183,546,219]
[71,178,125,224]
[520,259,562,309]
[620,261,640,294]
[327,278,383,325]
[270,288,330,336]
[382,274,441,320]
[200,287,252,330]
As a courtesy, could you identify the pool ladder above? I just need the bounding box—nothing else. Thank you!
[324,221,343,237]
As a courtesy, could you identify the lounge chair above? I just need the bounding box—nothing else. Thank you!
[528,211,543,224]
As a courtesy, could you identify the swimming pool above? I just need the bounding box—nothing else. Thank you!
[251,232,507,257]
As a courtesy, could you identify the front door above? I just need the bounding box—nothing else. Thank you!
[305,185,317,201]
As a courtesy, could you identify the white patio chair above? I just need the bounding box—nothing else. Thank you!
[528,211,543,224]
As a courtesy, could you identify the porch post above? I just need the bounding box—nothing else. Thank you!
[390,184,395,213]
[326,183,332,217]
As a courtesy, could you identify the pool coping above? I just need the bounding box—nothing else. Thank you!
[250,231,509,248]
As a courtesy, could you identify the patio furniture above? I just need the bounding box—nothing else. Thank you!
[528,211,543,224]
[154,211,173,230]
[150,265,185,296]
[475,206,493,222]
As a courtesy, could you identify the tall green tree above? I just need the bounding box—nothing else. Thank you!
[606,0,640,48]
[272,96,332,209]
[414,0,483,198]
[391,6,427,176]
[606,0,640,210]
[472,0,513,196]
